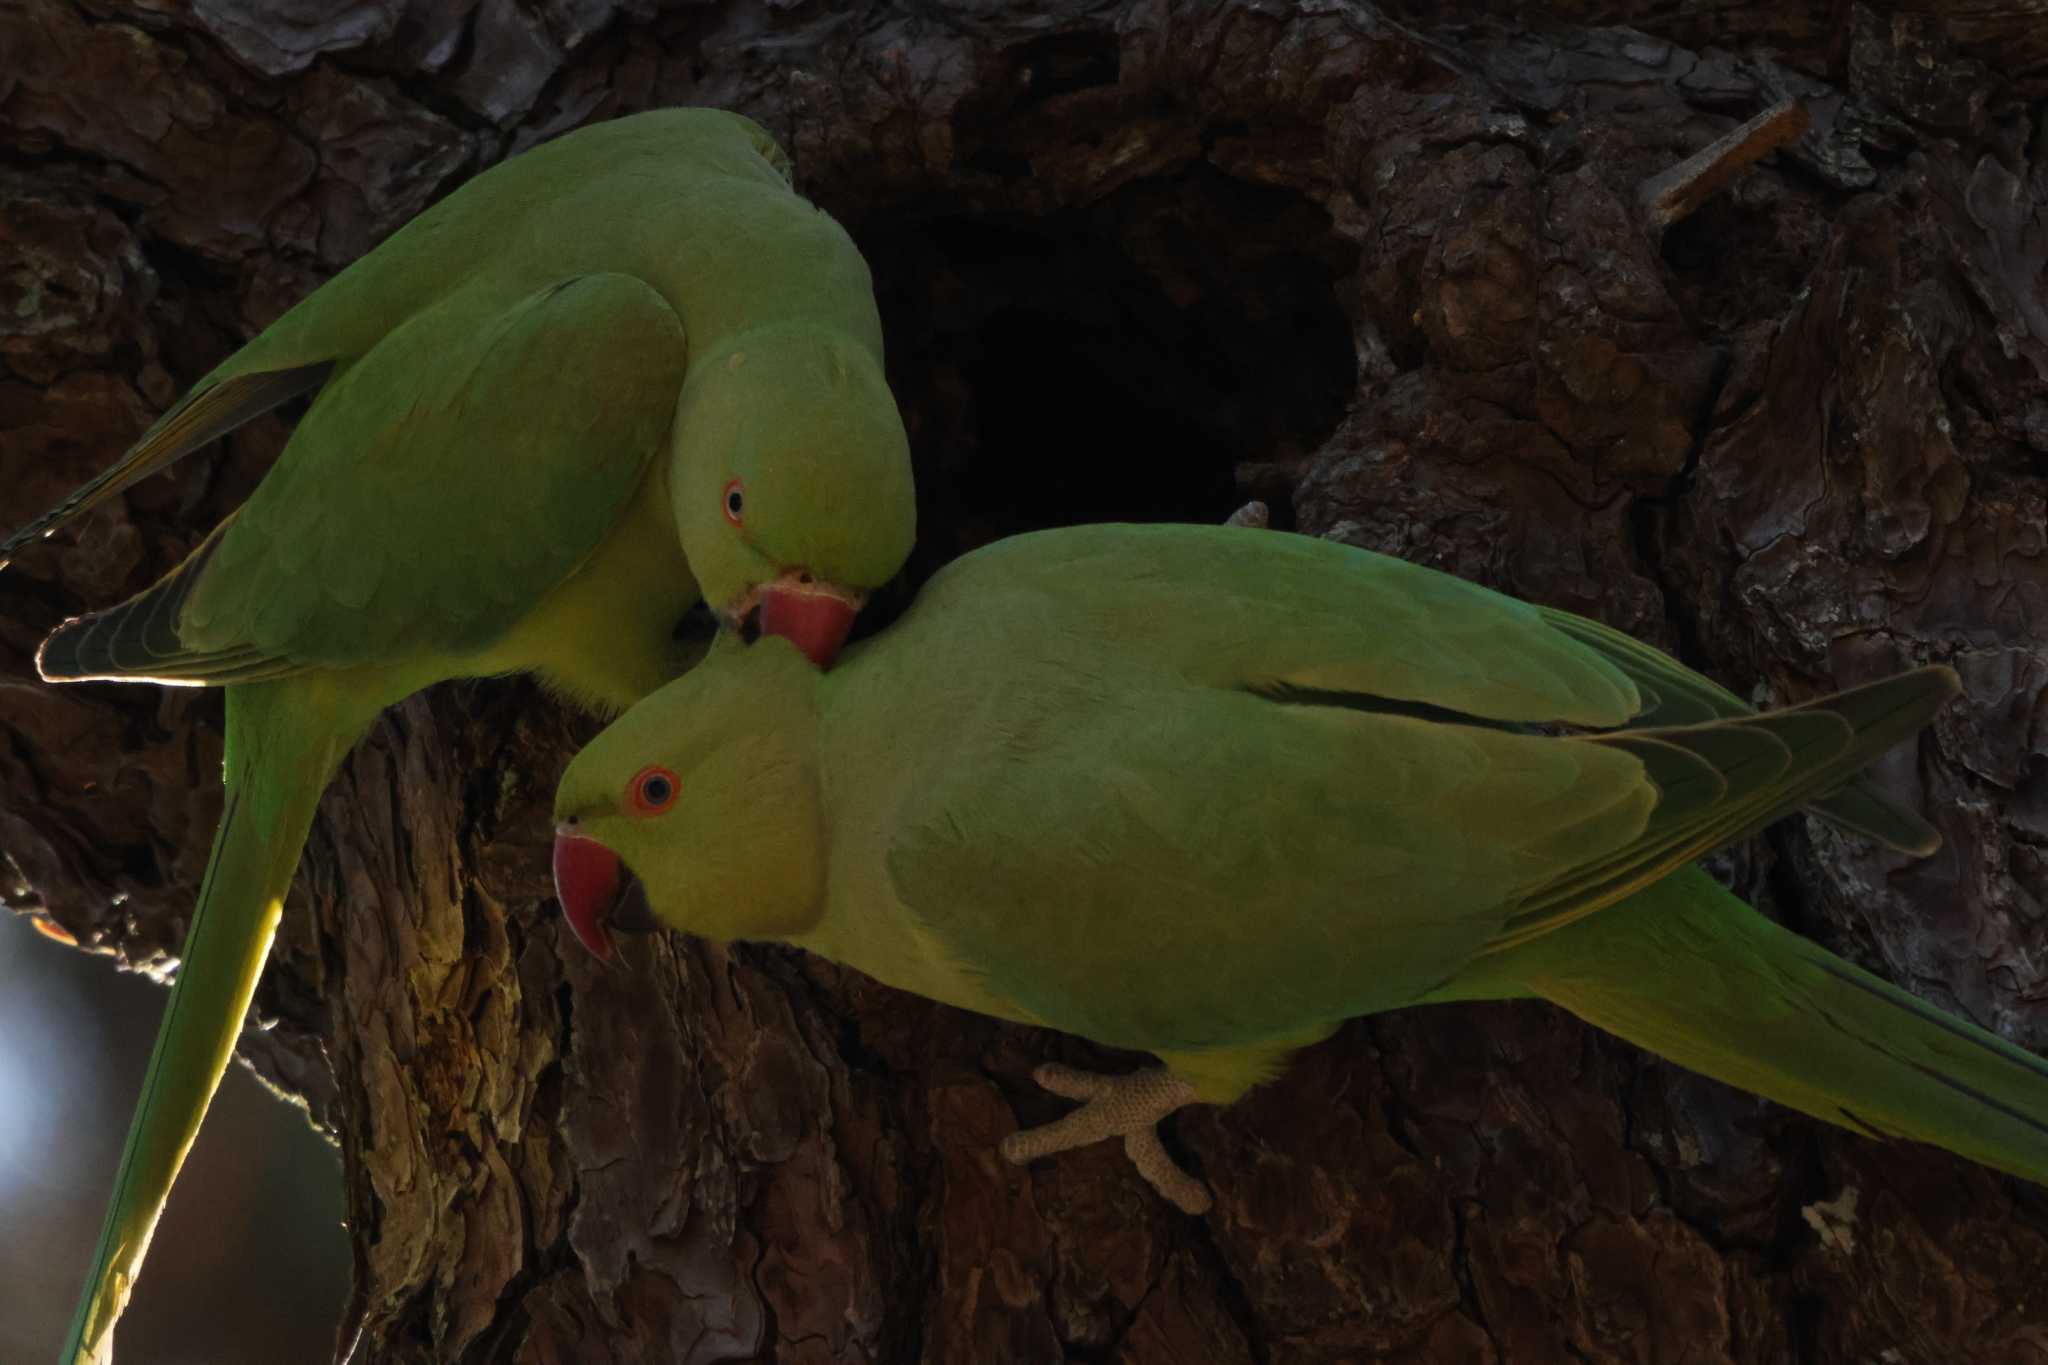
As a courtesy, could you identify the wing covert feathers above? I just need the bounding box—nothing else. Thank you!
[34,523,296,685]
[1809,781,1943,855]
[1,364,333,570]
[1536,607,1749,728]
[1538,606,1941,852]
[1488,665,1959,953]
[34,274,684,686]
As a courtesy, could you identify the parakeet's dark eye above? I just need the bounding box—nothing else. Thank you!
[628,764,679,815]
[722,479,745,526]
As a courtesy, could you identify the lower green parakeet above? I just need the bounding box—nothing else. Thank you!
[551,522,2046,1214]
[5,108,916,1362]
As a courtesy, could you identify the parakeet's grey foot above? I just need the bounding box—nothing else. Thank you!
[1000,1063,1211,1214]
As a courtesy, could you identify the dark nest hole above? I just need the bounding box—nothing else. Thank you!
[850,165,1359,627]
[1658,189,1824,336]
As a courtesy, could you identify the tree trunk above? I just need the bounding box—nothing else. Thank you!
[6,1,2048,1361]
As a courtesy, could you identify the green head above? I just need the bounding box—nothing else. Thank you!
[551,635,827,959]
[670,324,916,666]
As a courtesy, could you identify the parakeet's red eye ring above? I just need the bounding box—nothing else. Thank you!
[722,479,745,526]
[628,764,679,815]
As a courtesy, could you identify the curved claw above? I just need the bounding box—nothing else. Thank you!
[1000,1063,1212,1214]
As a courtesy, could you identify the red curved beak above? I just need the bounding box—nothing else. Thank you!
[758,574,864,668]
[553,824,622,961]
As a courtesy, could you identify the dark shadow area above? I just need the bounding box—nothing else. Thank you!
[861,165,1358,586]
[1659,190,1824,335]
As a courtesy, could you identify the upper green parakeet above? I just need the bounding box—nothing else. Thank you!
[552,522,2047,1215]
[4,107,915,1363]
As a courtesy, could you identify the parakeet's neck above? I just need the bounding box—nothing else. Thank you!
[788,662,1042,1029]
[628,176,886,362]
[784,888,1039,1029]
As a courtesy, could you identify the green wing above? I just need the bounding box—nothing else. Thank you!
[881,672,1655,1057]
[1537,607,1940,852]
[1482,665,1955,952]
[39,274,687,683]
[909,522,1945,860]
[965,526,1937,853]
[868,523,1650,1052]
[0,365,334,570]
[871,524,1955,1057]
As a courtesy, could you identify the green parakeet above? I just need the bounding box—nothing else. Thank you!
[552,522,2047,1216]
[4,107,915,1363]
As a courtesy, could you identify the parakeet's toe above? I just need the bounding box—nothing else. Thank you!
[1000,1064,1211,1213]
[1122,1128,1212,1213]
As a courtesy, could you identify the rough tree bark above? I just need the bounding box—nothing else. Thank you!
[5,1,2048,1361]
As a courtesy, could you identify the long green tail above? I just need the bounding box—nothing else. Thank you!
[64,683,350,1364]
[1445,864,2048,1184]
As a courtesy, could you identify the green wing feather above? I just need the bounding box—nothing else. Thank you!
[882,678,1656,1056]
[869,525,1953,1063]
[38,274,686,683]
[0,365,334,570]
[1486,667,1957,952]
[870,524,1651,1052]
[1538,606,1941,852]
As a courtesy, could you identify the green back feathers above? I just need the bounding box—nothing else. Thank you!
[908,523,1646,728]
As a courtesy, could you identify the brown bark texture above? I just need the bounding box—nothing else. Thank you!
[6,1,2048,1361]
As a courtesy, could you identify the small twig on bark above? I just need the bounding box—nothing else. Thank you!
[1637,98,1810,232]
